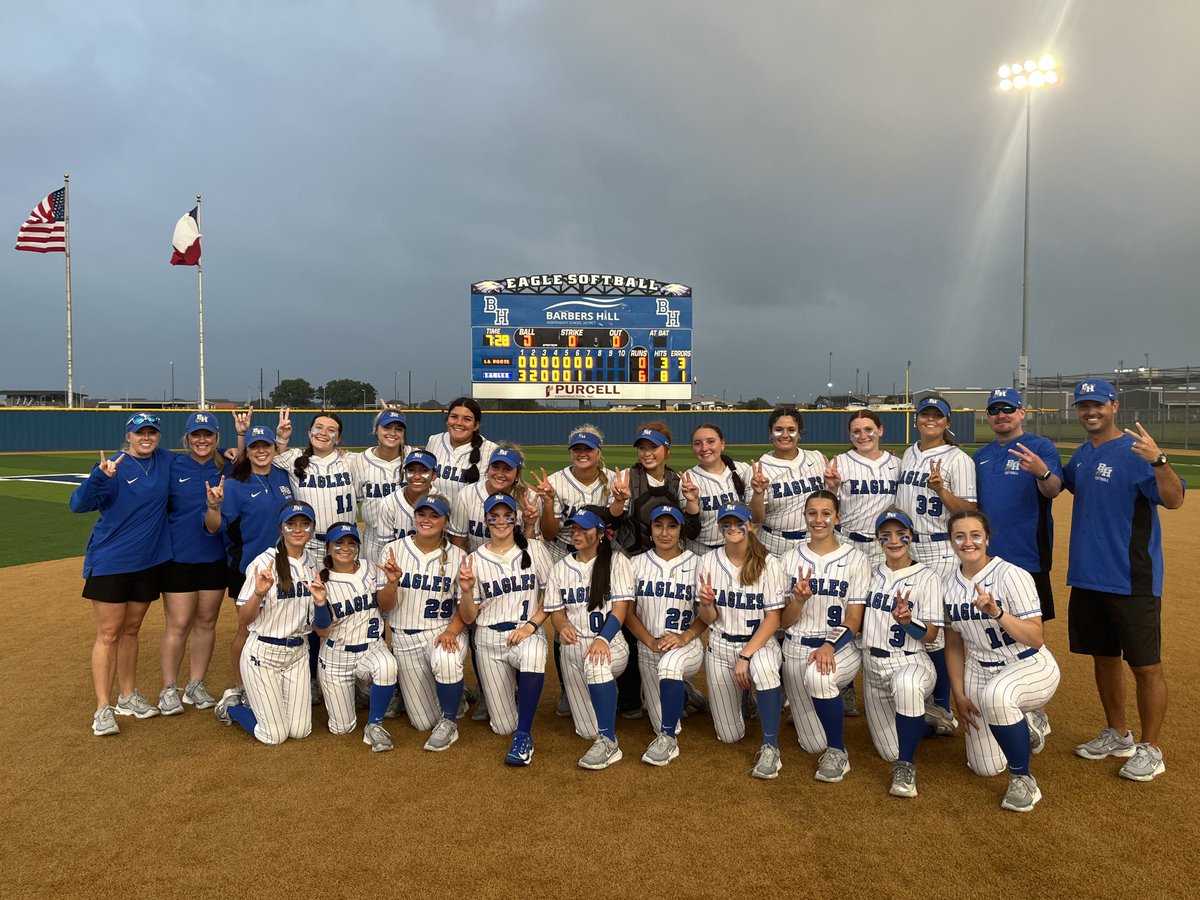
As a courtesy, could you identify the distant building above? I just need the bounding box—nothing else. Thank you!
[0,389,89,407]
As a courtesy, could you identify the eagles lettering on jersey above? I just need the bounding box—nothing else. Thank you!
[328,590,378,620]
[436,462,463,483]
[898,470,932,488]
[554,585,592,606]
[397,571,454,593]
[846,479,898,496]
[636,578,694,601]
[865,588,906,612]
[480,573,539,599]
[944,600,1006,624]
[714,588,767,610]
[700,492,743,512]
[361,482,398,499]
[791,576,850,599]
[771,476,825,500]
[276,583,312,601]
[298,471,353,489]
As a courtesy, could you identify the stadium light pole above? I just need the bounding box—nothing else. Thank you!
[999,54,1059,391]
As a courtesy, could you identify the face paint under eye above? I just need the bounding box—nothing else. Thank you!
[773,428,798,436]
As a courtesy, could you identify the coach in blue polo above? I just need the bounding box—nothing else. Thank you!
[974,387,1063,619]
[1063,378,1185,782]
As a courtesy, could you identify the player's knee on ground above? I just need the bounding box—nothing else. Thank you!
[430,646,464,684]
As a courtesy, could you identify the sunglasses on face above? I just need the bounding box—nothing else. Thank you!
[128,414,161,428]
[987,404,1018,416]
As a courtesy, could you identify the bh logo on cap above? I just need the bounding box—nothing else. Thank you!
[290,504,305,514]
[251,427,267,437]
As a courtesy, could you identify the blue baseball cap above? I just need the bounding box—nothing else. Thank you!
[185,411,219,433]
[916,397,951,418]
[489,447,524,469]
[125,412,161,432]
[376,410,407,429]
[567,509,606,531]
[716,502,752,523]
[633,428,669,448]
[246,425,276,446]
[875,509,915,533]
[986,388,1023,410]
[650,504,684,525]
[414,495,451,518]
[279,502,316,525]
[326,522,361,544]
[568,431,602,450]
[483,492,518,514]
[1074,379,1117,404]
[404,449,437,470]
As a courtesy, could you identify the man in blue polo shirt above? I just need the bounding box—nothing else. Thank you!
[1063,379,1185,782]
[974,387,1063,619]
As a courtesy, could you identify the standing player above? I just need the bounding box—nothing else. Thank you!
[940,510,1059,812]
[697,503,787,779]
[749,406,827,556]
[778,492,869,783]
[529,426,614,558]
[424,397,498,505]
[373,449,439,553]
[348,410,410,564]
[859,510,943,798]
[823,410,900,568]
[626,505,706,766]
[310,523,400,752]
[688,423,753,549]
[449,446,539,552]
[456,493,553,766]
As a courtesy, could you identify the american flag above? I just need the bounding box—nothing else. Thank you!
[15,188,66,252]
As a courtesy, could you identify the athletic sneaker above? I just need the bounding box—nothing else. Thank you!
[424,719,459,752]
[1028,711,1050,755]
[214,688,241,726]
[1029,708,1051,738]
[158,684,184,717]
[182,680,217,709]
[841,683,860,717]
[1001,773,1042,812]
[889,761,918,798]
[1074,727,1135,760]
[311,677,323,707]
[463,685,480,704]
[115,689,160,719]
[684,681,709,714]
[456,696,469,720]
[923,700,957,736]
[619,706,644,720]
[504,730,534,767]
[815,747,851,783]
[750,744,782,780]
[642,734,680,767]
[92,705,119,737]
[384,692,403,720]
[362,723,394,753]
[579,736,623,770]
[472,692,490,722]
[556,693,572,718]
[1119,744,1165,782]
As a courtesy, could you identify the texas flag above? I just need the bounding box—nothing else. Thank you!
[170,207,201,265]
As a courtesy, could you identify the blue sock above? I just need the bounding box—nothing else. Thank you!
[307,633,320,679]
[436,679,464,722]
[813,696,845,751]
[896,713,926,763]
[587,680,618,741]
[989,721,1032,776]
[660,679,686,736]
[368,682,394,725]
[228,704,258,735]
[516,671,545,734]
[757,686,783,747]
[929,648,951,712]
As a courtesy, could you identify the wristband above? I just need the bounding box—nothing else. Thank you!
[738,653,753,663]
[313,603,333,629]
[1037,469,1053,481]
[993,609,1004,622]
[598,613,623,642]
[525,619,539,632]
[823,625,854,651]
[899,617,928,640]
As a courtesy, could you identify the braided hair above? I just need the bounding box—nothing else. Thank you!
[446,397,485,484]
[692,422,745,497]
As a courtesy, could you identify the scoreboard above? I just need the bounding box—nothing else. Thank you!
[470,273,693,402]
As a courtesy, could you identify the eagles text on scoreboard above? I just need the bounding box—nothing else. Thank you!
[470,274,694,402]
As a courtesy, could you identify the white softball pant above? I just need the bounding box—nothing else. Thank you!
[962,648,1061,776]
[637,638,705,736]
[781,634,862,754]
[706,635,782,744]
[391,627,470,732]
[559,632,629,740]
[475,625,548,736]
[862,648,935,762]
[241,635,312,745]
[318,639,397,735]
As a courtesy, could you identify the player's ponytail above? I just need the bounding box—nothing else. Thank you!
[586,529,614,612]
[446,397,485,484]
[294,413,343,480]
[274,538,295,595]
[320,553,333,584]
[513,529,532,570]
[740,529,769,587]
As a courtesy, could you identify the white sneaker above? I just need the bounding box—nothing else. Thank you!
[1000,773,1042,812]
[579,736,623,770]
[1075,727,1135,760]
[1119,743,1165,782]
[750,743,782,780]
[424,719,459,752]
[115,689,160,719]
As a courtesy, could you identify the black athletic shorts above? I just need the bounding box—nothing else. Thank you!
[1031,570,1055,622]
[227,567,247,599]
[161,559,229,593]
[83,563,165,604]
[1068,587,1161,667]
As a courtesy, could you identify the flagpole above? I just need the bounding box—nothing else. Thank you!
[195,193,206,410]
[64,173,74,409]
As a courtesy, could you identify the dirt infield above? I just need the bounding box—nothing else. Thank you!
[4,492,1198,899]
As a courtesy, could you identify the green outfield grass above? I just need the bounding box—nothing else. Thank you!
[3,445,1195,570]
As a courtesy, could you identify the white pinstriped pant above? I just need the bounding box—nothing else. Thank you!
[862,649,935,762]
[240,636,312,745]
[317,640,397,735]
[781,635,862,754]
[391,627,470,732]
[706,635,782,744]
[962,649,1060,776]
[475,625,548,736]
[637,638,705,736]
[559,632,629,741]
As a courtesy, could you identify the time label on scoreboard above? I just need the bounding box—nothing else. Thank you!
[470,275,693,401]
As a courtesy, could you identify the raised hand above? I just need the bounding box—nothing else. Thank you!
[205,476,225,510]
[891,589,913,624]
[253,565,275,598]
[1008,442,1051,478]
[611,467,630,503]
[680,470,700,505]
[233,407,253,436]
[521,489,540,526]
[458,556,476,595]
[698,572,716,606]
[526,467,556,503]
[823,457,841,492]
[927,459,944,494]
[380,547,403,585]
[276,407,293,443]
[790,566,814,605]
[750,461,769,497]
[972,581,1000,619]
[1124,421,1164,464]
[308,573,327,606]
[98,451,125,478]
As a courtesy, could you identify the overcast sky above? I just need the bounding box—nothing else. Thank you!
[2,1,1196,404]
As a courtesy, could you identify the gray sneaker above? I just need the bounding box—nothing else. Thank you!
[684,681,709,714]
[362,723,394,753]
[183,680,217,709]
[750,743,782,780]
[841,683,860,717]
[471,692,490,722]
[889,761,918,798]
[579,736,623,770]
[1029,708,1051,738]
[384,692,404,720]
[115,689,160,719]
[815,747,851,783]
[1027,711,1051,754]
[1075,727,1135,760]
[158,684,184,716]
[215,687,241,726]
[424,718,459,752]
[1000,773,1042,812]
[923,700,957,736]
[457,696,469,720]
[641,734,680,767]
[92,705,119,736]
[556,693,572,718]
[1119,743,1165,782]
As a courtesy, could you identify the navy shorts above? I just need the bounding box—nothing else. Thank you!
[161,559,229,593]
[1068,587,1161,667]
[83,563,164,604]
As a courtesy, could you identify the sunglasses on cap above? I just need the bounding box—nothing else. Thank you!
[987,404,1018,416]
[128,414,162,428]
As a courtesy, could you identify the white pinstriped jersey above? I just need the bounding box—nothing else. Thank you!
[275,449,356,536]
[372,490,421,559]
[687,461,753,545]
[448,481,540,552]
[469,541,552,627]
[380,536,465,632]
[237,548,317,639]
[695,550,787,640]
[896,444,977,536]
[321,560,387,646]
[759,449,828,532]
[347,447,407,535]
[547,465,615,527]
[937,557,1043,666]
[543,552,635,634]
[779,542,872,639]
[832,450,900,534]
[424,432,500,504]
[631,549,699,639]
[856,562,942,652]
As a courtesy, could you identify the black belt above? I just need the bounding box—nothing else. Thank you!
[763,526,806,540]
[786,634,826,648]
[402,628,426,635]
[911,533,948,543]
[720,633,752,643]
[979,647,1039,668]
[326,638,368,652]
[846,532,872,543]
[869,647,918,658]
[488,622,518,632]
[258,635,304,648]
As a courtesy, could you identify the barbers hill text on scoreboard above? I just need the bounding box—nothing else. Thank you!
[470,274,693,401]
